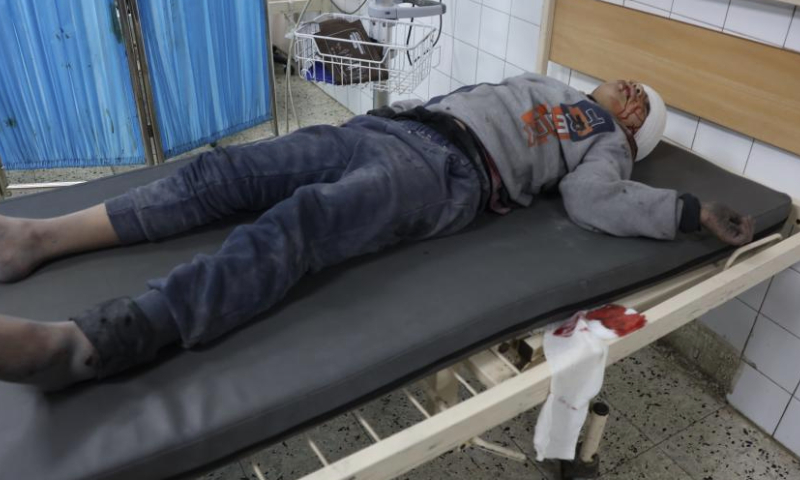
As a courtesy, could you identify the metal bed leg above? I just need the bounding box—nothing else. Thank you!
[560,402,609,480]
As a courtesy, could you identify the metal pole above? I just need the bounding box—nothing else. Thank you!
[580,402,610,463]
[0,154,9,199]
[117,0,165,165]
[116,0,155,166]
[372,21,393,109]
[263,0,281,137]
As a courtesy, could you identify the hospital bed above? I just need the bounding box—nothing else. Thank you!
[2,0,800,479]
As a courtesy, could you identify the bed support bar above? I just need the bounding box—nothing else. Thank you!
[250,202,800,480]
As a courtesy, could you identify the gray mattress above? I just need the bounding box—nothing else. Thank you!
[0,142,791,480]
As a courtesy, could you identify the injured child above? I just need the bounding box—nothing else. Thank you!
[0,73,754,391]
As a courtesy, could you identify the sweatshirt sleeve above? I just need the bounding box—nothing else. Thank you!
[558,140,683,240]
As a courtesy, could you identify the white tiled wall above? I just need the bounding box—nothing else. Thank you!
[320,0,800,456]
[599,0,800,457]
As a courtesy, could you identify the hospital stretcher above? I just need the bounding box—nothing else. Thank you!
[4,0,800,477]
[1,139,798,480]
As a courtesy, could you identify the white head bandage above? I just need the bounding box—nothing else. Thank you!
[633,84,666,161]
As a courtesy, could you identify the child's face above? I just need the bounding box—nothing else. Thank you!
[591,80,650,135]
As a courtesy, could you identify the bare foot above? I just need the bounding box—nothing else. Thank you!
[0,315,98,391]
[0,215,45,283]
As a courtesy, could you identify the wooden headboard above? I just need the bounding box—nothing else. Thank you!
[536,0,800,157]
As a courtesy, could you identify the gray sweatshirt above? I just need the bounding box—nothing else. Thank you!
[393,73,682,240]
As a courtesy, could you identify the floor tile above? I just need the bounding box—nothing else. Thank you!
[601,345,724,444]
[244,433,323,480]
[31,166,115,183]
[194,461,247,480]
[243,414,372,480]
[4,169,38,184]
[659,407,800,480]
[600,447,692,480]
[455,420,545,480]
[354,388,429,440]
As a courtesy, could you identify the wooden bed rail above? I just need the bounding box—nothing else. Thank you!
[291,218,800,480]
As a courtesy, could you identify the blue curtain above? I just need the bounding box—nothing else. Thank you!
[0,0,145,170]
[137,0,272,158]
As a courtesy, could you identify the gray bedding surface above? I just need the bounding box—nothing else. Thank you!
[0,142,791,480]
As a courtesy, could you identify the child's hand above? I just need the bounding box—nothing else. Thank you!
[700,202,755,246]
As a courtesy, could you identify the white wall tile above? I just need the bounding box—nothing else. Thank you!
[691,120,753,174]
[744,142,800,199]
[511,0,543,25]
[547,61,572,84]
[359,91,373,115]
[623,0,670,17]
[663,107,699,149]
[451,39,479,85]
[775,397,800,457]
[333,84,349,107]
[700,298,758,353]
[434,34,454,77]
[504,61,526,78]
[671,0,730,28]
[506,17,540,72]
[785,8,800,51]
[346,86,361,115]
[413,74,430,101]
[669,12,724,31]
[454,0,482,46]
[738,279,771,311]
[440,0,457,36]
[483,0,512,14]
[761,268,800,339]
[725,0,795,47]
[633,0,674,11]
[728,362,792,434]
[568,71,603,94]
[744,316,800,392]
[476,50,506,84]
[429,68,452,98]
[479,6,511,59]
[450,77,466,90]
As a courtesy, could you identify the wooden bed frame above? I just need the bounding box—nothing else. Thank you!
[240,1,800,479]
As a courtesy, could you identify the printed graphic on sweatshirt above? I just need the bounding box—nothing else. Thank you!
[521,100,615,147]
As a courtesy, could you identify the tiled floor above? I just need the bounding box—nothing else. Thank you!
[3,77,799,480]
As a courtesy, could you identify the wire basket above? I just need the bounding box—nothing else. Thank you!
[294,13,438,94]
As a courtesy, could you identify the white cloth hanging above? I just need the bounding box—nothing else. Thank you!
[534,305,646,461]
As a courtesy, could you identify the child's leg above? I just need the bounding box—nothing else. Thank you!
[75,126,483,383]
[0,125,357,283]
[0,205,119,283]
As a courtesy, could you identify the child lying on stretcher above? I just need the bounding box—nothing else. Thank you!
[0,73,754,391]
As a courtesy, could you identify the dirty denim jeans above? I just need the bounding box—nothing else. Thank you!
[72,115,488,377]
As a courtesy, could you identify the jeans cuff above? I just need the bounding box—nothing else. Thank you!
[105,194,148,245]
[71,295,179,379]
